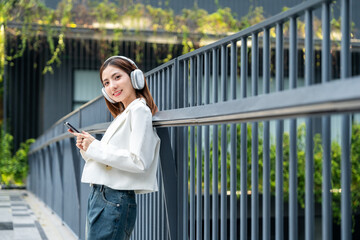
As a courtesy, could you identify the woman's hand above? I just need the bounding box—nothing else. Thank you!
[68,130,95,151]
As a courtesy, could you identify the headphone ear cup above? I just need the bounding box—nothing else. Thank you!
[102,87,116,103]
[130,69,145,90]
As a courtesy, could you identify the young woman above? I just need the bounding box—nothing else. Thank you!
[69,56,160,240]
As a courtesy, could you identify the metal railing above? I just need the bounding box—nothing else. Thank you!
[28,0,359,239]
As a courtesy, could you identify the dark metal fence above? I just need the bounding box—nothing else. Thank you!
[28,0,360,239]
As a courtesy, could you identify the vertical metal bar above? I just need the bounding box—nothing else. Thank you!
[151,194,154,239]
[177,59,184,110]
[341,0,351,239]
[262,27,271,240]
[143,195,149,239]
[183,60,189,240]
[184,60,189,108]
[251,34,258,97]
[162,181,166,240]
[322,2,332,240]
[166,65,176,109]
[162,69,166,110]
[220,44,227,240]
[148,75,152,96]
[197,54,202,106]
[167,67,171,110]
[196,54,203,240]
[183,124,189,240]
[137,198,140,240]
[147,188,155,239]
[172,62,176,109]
[241,38,247,100]
[158,71,162,111]
[213,48,218,104]
[275,22,284,240]
[151,74,154,97]
[212,48,219,239]
[153,74,156,102]
[190,58,195,106]
[190,124,195,240]
[230,40,237,240]
[156,172,159,240]
[147,73,150,93]
[145,194,149,239]
[136,196,140,240]
[305,10,314,89]
[289,17,298,90]
[196,127,202,240]
[152,193,156,240]
[204,51,210,240]
[341,0,351,78]
[158,167,161,240]
[240,36,248,240]
[176,60,184,240]
[141,196,144,240]
[289,16,298,240]
[251,32,259,240]
[190,57,195,240]
[171,65,176,156]
[230,41,237,100]
[221,45,227,102]
[305,9,314,240]
[155,72,159,108]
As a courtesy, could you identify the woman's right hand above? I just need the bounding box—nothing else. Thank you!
[68,129,95,151]
[68,129,85,151]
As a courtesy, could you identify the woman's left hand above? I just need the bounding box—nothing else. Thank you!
[68,130,95,151]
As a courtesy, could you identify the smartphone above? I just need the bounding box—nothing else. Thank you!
[64,122,80,133]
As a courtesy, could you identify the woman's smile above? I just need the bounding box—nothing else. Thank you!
[113,90,122,97]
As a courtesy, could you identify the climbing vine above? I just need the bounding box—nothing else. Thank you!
[0,0,267,79]
[0,0,75,77]
[0,0,357,82]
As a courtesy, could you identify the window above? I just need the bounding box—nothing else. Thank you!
[73,70,102,110]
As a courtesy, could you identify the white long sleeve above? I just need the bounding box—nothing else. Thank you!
[84,102,156,173]
[80,98,161,193]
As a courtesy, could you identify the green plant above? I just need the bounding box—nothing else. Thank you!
[238,6,265,30]
[0,0,71,74]
[188,121,360,227]
[0,128,13,184]
[0,127,35,186]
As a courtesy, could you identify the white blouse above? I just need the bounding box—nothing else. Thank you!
[80,98,160,194]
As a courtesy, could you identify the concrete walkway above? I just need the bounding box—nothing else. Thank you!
[0,189,77,240]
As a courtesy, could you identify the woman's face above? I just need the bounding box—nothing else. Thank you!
[102,65,137,108]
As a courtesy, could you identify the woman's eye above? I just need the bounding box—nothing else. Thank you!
[104,81,109,86]
[115,75,120,80]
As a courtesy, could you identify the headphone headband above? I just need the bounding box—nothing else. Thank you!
[103,56,138,68]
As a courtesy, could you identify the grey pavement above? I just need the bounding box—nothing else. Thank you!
[0,189,77,240]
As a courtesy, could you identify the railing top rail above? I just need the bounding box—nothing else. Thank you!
[53,95,104,128]
[152,76,360,127]
[177,0,330,60]
[29,76,360,155]
[144,58,177,76]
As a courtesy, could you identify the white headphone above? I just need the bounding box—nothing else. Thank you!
[101,56,145,104]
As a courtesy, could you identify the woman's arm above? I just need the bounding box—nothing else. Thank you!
[84,106,157,173]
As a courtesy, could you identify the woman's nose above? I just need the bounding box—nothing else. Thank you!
[109,80,117,89]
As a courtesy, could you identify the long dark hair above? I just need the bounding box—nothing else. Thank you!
[99,57,158,118]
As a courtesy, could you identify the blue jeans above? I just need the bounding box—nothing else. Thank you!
[86,185,137,240]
